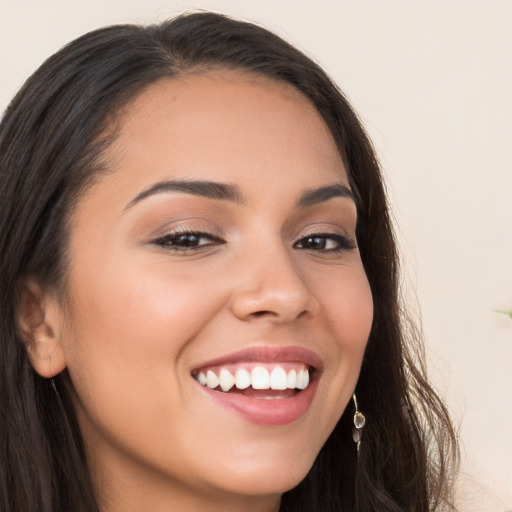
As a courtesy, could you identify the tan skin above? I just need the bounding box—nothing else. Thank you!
[20,71,373,512]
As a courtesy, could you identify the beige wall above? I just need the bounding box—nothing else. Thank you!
[1,1,511,510]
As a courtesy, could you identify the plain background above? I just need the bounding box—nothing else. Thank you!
[1,1,511,510]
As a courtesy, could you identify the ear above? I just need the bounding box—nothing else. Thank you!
[17,278,67,378]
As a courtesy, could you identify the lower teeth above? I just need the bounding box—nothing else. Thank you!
[221,387,298,399]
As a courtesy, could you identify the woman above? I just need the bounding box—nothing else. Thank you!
[0,12,458,512]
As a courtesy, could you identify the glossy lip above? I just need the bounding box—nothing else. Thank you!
[191,345,323,373]
[191,346,323,426]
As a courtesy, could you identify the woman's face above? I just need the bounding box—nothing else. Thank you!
[51,72,373,510]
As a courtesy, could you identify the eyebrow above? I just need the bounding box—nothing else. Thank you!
[297,183,355,207]
[125,179,355,210]
[125,180,246,209]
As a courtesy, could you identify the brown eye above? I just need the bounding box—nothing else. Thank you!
[153,231,225,250]
[294,234,356,252]
[170,233,206,247]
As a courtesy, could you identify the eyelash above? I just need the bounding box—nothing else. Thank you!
[152,230,225,251]
[153,228,357,254]
[293,233,357,252]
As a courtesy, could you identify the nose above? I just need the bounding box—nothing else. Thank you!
[229,243,320,324]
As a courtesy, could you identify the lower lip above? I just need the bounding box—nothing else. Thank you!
[196,378,319,426]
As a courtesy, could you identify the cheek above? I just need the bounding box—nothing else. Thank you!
[65,254,223,348]
[59,261,236,476]
[319,266,374,352]
[60,257,228,414]
[309,263,373,430]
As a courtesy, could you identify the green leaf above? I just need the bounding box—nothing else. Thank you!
[494,309,512,319]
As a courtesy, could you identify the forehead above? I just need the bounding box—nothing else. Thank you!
[112,71,342,164]
[81,70,349,212]
[116,70,324,135]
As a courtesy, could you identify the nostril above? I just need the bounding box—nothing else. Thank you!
[252,310,273,318]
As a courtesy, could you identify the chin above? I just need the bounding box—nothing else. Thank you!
[206,453,314,497]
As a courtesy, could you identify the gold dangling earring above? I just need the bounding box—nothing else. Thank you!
[352,393,366,454]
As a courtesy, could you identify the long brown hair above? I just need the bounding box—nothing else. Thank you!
[0,12,458,511]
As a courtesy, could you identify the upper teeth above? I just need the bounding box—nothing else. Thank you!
[194,365,310,392]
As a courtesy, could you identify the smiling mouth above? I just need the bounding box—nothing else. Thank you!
[190,346,321,425]
[192,363,311,398]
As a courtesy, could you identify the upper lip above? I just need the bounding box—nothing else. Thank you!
[191,345,324,372]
